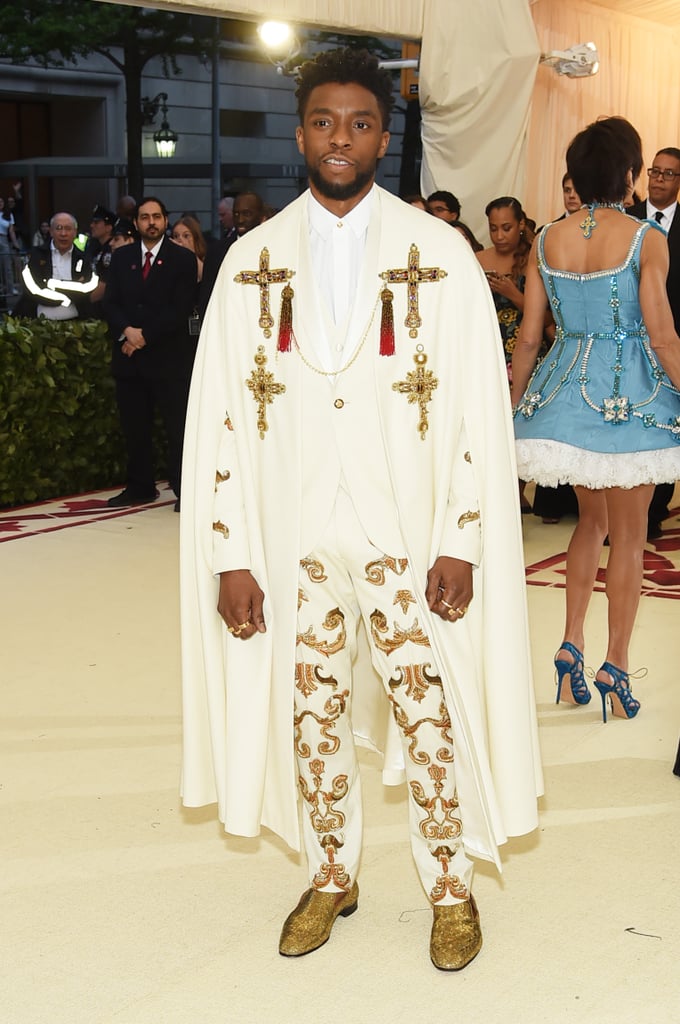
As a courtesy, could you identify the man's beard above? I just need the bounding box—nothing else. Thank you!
[307,163,375,202]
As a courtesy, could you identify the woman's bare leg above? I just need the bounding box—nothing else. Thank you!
[600,484,654,672]
[560,486,608,655]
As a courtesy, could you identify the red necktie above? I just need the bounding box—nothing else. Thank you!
[142,250,152,280]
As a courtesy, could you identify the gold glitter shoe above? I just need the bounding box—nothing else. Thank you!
[430,895,482,971]
[278,882,359,957]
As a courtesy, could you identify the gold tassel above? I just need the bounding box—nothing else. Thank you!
[278,283,294,352]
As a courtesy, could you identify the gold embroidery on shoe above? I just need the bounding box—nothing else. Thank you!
[295,663,338,700]
[215,469,231,490]
[394,589,417,614]
[234,247,294,339]
[379,243,447,339]
[392,345,439,440]
[297,607,347,656]
[365,556,408,586]
[294,691,348,757]
[370,609,430,655]
[212,520,229,539]
[457,510,480,529]
[300,557,328,583]
[388,663,441,703]
[246,345,286,439]
[312,837,351,892]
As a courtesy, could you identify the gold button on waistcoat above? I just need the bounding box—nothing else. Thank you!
[334,398,344,409]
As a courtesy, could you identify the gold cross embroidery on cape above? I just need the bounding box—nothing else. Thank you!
[380,243,447,339]
[234,247,294,340]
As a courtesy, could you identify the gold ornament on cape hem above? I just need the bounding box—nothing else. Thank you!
[234,247,294,339]
[380,243,447,339]
[246,345,286,439]
[393,344,439,440]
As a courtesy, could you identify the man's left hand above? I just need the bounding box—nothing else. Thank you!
[426,556,473,623]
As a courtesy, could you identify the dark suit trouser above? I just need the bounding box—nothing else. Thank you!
[648,483,675,529]
[115,372,190,498]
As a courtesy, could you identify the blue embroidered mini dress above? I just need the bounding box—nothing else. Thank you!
[514,220,680,489]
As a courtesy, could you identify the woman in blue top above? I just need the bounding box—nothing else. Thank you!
[511,117,680,723]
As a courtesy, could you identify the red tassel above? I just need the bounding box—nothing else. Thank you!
[277,284,293,352]
[380,286,395,356]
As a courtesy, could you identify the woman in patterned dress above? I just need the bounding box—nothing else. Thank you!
[512,117,680,722]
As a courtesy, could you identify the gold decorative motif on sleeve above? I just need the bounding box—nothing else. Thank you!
[380,243,447,339]
[212,520,229,539]
[464,451,471,463]
[457,510,480,529]
[234,247,294,339]
[370,610,431,655]
[365,555,408,585]
[215,469,231,491]
[392,345,439,440]
[246,345,286,439]
[297,607,347,657]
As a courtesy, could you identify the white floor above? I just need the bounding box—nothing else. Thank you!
[3,497,680,1024]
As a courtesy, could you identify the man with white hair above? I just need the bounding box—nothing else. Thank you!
[16,211,97,320]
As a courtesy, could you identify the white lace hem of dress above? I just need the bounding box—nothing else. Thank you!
[515,439,680,489]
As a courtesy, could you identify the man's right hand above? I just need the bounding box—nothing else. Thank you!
[122,326,146,357]
[218,569,266,639]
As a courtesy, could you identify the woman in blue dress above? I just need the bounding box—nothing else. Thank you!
[511,117,680,723]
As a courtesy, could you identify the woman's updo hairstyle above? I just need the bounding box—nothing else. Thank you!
[566,116,643,205]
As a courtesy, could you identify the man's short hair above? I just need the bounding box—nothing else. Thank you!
[427,190,461,217]
[50,212,77,231]
[135,196,168,219]
[561,173,572,188]
[295,47,394,131]
[656,147,680,164]
[234,191,264,212]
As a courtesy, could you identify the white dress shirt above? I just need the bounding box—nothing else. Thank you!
[646,199,677,232]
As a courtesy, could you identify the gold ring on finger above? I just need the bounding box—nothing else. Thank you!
[440,599,453,609]
[447,607,456,619]
[237,620,251,631]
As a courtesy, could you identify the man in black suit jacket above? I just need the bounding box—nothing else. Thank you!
[103,196,198,508]
[629,147,680,536]
[15,211,96,319]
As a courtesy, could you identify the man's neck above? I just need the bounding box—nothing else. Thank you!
[308,181,376,219]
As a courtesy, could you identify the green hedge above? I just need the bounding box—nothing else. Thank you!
[0,316,128,506]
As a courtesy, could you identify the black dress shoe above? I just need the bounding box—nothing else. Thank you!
[174,499,180,512]
[107,488,158,508]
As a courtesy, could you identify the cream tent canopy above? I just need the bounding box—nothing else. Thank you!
[103,0,680,238]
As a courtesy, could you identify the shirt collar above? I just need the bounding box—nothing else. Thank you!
[308,187,375,239]
[141,238,164,260]
[50,241,73,257]
[647,199,677,219]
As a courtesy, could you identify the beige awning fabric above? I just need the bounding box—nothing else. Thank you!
[419,0,539,239]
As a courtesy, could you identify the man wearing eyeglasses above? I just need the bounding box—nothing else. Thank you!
[629,148,680,537]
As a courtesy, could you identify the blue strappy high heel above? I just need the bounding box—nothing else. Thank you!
[594,662,643,723]
[554,642,591,705]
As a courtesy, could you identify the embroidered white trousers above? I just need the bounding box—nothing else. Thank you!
[294,487,473,905]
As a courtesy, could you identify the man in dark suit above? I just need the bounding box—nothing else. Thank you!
[15,211,96,319]
[629,147,680,537]
[103,196,197,509]
[198,191,264,317]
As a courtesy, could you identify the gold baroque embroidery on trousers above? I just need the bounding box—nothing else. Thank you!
[294,662,338,700]
[297,587,308,611]
[458,510,480,529]
[312,837,351,892]
[294,691,348,757]
[393,589,417,614]
[370,609,430,656]
[300,557,328,583]
[297,607,347,657]
[388,663,441,704]
[379,243,447,339]
[212,520,229,539]
[365,556,408,586]
[410,765,463,844]
[464,451,472,463]
[215,469,230,491]
[389,696,453,765]
[224,413,234,430]
[392,345,439,440]
[298,758,348,835]
[430,845,469,903]
[246,345,286,439]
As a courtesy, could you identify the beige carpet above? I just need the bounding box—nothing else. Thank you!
[3,490,679,1024]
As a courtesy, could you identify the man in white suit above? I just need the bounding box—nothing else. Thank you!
[180,49,542,972]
